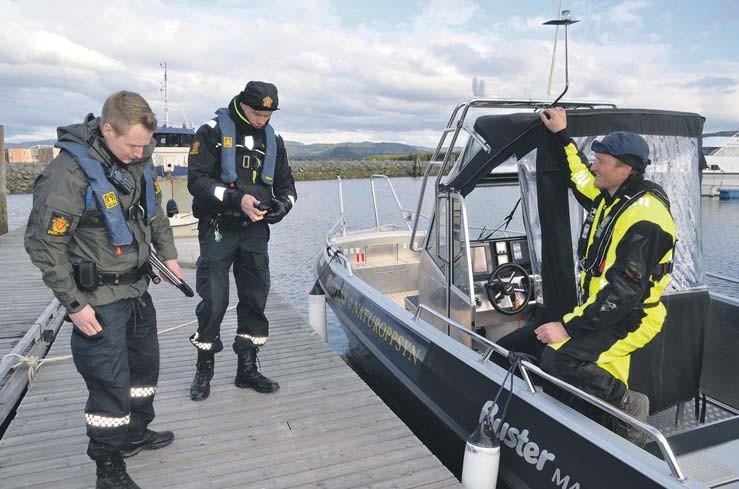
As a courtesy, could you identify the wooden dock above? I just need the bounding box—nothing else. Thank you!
[0,228,460,488]
[0,228,53,361]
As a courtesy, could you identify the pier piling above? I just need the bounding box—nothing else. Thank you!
[0,125,8,236]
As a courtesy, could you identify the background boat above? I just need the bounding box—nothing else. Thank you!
[701,130,739,196]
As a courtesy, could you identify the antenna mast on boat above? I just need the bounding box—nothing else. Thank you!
[544,9,579,106]
[546,0,564,99]
[160,61,169,127]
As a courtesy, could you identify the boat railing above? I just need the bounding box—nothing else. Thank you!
[408,98,617,252]
[413,303,686,482]
[331,176,430,239]
[706,271,739,285]
[325,215,353,278]
[370,175,414,231]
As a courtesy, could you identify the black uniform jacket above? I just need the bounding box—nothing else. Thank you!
[187,98,297,246]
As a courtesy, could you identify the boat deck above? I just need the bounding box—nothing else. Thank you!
[0,229,459,489]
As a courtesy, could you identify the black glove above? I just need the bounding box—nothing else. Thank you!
[264,197,293,224]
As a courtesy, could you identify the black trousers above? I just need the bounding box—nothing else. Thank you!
[70,292,159,461]
[498,322,626,416]
[540,345,627,422]
[193,222,270,354]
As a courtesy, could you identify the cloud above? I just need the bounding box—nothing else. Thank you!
[684,76,737,94]
[413,0,479,30]
[1,0,738,146]
[0,23,125,72]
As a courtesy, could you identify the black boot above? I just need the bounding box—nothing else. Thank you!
[235,347,279,393]
[121,429,175,458]
[605,389,650,447]
[95,454,141,489]
[190,350,214,401]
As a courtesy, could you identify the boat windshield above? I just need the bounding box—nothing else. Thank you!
[154,132,193,148]
[464,185,527,241]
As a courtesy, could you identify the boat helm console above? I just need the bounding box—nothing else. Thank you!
[470,237,533,316]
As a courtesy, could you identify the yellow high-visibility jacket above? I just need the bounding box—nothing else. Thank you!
[549,132,677,386]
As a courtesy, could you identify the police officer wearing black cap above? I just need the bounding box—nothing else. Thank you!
[187,81,296,401]
[532,107,676,446]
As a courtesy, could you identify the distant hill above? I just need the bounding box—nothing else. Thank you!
[5,137,434,161]
[5,139,57,148]
[284,141,432,160]
[703,130,738,138]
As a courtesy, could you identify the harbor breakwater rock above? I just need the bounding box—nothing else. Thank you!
[6,163,47,194]
[5,160,435,193]
[290,159,433,181]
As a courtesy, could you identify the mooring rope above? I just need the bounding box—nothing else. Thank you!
[3,244,326,379]
[1,352,73,382]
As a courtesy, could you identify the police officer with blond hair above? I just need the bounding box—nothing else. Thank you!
[187,81,296,401]
[25,90,181,488]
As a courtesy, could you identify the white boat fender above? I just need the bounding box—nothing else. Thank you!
[462,352,532,489]
[308,282,327,342]
[462,415,500,489]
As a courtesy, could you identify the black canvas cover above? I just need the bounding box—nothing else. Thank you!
[446,108,705,196]
[535,133,579,318]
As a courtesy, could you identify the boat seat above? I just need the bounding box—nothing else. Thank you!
[629,290,710,415]
[698,294,739,415]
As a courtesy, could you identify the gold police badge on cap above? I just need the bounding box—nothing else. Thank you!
[262,96,273,109]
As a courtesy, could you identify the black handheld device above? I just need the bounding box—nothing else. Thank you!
[256,201,273,212]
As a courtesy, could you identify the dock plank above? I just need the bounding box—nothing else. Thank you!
[0,230,459,488]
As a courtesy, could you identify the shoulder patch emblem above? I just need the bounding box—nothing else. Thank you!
[189,140,201,156]
[47,212,71,236]
[223,136,233,149]
[102,191,118,209]
[154,180,162,195]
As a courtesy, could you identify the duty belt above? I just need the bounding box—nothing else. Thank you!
[74,262,151,290]
[96,264,151,285]
[215,211,247,229]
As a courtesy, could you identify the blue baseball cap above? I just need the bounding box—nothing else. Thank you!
[591,131,650,172]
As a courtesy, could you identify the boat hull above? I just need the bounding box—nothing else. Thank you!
[318,253,690,489]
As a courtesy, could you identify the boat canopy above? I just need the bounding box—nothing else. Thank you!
[440,108,707,320]
[442,108,706,195]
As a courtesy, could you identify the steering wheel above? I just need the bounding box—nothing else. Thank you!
[484,263,533,315]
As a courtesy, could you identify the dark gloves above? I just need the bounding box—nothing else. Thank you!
[264,196,293,224]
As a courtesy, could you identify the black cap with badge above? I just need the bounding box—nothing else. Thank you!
[238,81,279,111]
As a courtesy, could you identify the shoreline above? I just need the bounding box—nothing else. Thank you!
[4,160,435,194]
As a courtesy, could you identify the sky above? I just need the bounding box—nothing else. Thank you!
[1,0,738,146]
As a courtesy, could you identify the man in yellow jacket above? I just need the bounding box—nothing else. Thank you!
[535,107,676,446]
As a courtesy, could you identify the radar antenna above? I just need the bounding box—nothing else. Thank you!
[160,61,169,127]
[544,9,580,106]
